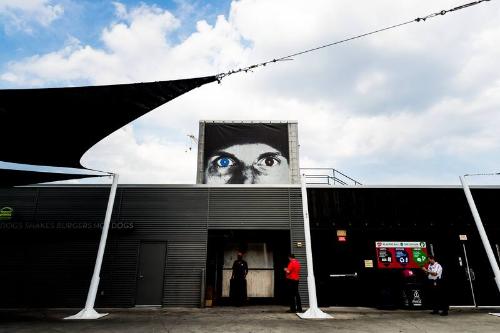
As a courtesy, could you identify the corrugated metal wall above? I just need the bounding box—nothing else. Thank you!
[289,188,309,306]
[0,185,305,308]
[5,185,499,308]
[119,187,209,307]
[208,188,293,229]
[0,186,112,307]
[164,242,206,306]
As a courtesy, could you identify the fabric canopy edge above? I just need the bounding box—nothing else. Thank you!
[0,168,109,188]
[0,75,218,92]
[0,75,218,169]
[76,75,218,170]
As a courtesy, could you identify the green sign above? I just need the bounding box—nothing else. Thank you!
[0,207,13,220]
[412,248,428,267]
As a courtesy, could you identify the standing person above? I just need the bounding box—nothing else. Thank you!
[230,251,248,306]
[422,255,449,316]
[284,253,303,313]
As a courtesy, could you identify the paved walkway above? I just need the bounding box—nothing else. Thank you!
[1,306,499,333]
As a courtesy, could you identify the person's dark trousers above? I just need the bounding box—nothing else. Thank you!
[426,279,448,314]
[230,278,247,306]
[287,279,303,312]
[426,280,439,313]
[436,280,449,314]
[425,280,437,312]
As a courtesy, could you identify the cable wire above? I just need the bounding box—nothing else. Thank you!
[216,0,492,82]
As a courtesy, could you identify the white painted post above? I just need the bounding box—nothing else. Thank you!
[460,176,500,317]
[297,174,332,319]
[65,173,119,320]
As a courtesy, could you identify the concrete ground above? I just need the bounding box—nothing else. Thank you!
[0,306,499,333]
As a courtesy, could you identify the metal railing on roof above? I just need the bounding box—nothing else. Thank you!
[300,168,362,186]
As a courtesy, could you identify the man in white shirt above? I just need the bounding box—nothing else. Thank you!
[422,255,449,316]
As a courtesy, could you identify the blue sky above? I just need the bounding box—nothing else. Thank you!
[1,0,500,185]
[0,1,233,88]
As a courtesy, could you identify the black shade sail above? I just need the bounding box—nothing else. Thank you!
[0,169,106,188]
[0,76,216,168]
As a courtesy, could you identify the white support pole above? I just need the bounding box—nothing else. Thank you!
[460,176,500,319]
[460,176,500,292]
[297,174,332,319]
[65,173,119,320]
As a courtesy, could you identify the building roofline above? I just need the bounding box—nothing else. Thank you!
[307,184,500,189]
[15,183,500,189]
[199,120,298,124]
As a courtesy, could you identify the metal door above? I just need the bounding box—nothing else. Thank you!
[136,242,167,306]
[320,231,360,306]
[440,235,477,306]
[459,238,477,306]
[454,234,500,306]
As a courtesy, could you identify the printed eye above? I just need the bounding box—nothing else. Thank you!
[264,157,275,166]
[257,156,280,167]
[215,156,234,168]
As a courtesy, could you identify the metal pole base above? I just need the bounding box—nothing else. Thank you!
[64,308,108,320]
[489,313,500,317]
[297,307,332,319]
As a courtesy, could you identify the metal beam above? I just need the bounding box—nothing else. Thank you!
[65,173,119,320]
[297,174,332,319]
[459,176,500,300]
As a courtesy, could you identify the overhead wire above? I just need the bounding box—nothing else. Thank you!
[216,0,492,82]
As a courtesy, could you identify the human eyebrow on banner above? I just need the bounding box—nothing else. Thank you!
[202,123,291,184]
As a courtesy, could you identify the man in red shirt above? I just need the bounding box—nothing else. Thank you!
[284,253,303,313]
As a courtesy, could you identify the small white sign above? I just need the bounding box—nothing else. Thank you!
[459,234,468,241]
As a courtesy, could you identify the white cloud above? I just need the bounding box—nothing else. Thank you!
[0,0,63,33]
[355,71,387,95]
[455,25,500,92]
[2,0,500,185]
[82,125,198,183]
[1,3,247,85]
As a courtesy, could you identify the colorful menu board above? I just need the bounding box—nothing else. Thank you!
[375,241,428,269]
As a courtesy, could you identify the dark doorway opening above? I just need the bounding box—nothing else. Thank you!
[205,230,290,306]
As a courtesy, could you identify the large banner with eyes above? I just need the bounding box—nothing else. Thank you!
[199,123,293,184]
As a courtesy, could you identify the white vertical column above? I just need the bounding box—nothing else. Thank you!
[65,173,119,320]
[460,176,500,294]
[297,174,332,319]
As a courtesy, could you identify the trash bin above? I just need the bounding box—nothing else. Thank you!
[402,282,424,308]
[400,269,423,309]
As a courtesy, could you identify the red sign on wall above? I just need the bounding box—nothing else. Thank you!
[375,241,428,269]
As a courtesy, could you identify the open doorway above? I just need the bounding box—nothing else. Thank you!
[205,230,291,306]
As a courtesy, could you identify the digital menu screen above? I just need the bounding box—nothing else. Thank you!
[375,241,428,269]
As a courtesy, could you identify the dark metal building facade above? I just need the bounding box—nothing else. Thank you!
[0,185,308,308]
[308,186,500,307]
[1,185,499,308]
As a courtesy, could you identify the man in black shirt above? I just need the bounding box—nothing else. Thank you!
[230,251,248,306]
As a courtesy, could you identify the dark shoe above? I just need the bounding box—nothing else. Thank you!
[440,312,448,316]
[297,309,303,313]
[286,310,296,313]
[430,311,439,315]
